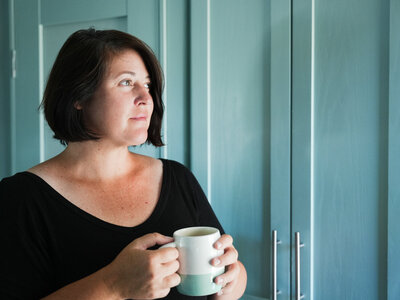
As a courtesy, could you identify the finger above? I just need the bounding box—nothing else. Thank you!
[156,247,179,263]
[214,263,240,287]
[131,233,174,250]
[163,272,181,288]
[161,257,180,275]
[154,288,171,299]
[213,234,233,250]
[219,279,237,296]
[211,246,238,267]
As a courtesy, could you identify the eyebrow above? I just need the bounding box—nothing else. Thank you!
[114,71,150,79]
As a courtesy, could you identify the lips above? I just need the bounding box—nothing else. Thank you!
[130,114,147,121]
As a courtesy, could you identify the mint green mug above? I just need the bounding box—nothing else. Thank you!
[161,226,225,296]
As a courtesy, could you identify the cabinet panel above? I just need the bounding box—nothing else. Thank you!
[292,0,392,299]
[313,0,388,297]
[209,0,270,297]
[41,0,126,26]
[388,0,400,299]
[189,0,274,298]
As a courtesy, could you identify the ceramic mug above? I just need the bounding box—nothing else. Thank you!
[161,226,225,296]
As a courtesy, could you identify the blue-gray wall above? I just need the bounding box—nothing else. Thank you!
[0,0,10,179]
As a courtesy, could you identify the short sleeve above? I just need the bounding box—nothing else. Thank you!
[0,176,55,299]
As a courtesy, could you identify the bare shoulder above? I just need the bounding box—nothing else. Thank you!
[26,157,74,202]
[27,157,59,178]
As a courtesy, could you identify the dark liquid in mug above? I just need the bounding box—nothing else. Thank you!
[183,229,215,236]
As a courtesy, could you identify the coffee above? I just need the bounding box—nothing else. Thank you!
[179,228,216,237]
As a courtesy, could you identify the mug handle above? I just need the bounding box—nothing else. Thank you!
[160,242,176,249]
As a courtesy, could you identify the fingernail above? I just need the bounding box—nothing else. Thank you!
[215,242,222,249]
[216,277,223,285]
[218,290,223,296]
[213,258,221,266]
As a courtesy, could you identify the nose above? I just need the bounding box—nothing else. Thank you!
[133,84,152,106]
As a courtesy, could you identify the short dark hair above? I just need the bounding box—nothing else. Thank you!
[41,28,164,146]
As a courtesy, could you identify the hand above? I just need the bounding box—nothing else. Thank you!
[211,234,241,296]
[103,233,181,299]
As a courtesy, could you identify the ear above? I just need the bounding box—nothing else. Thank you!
[74,101,83,110]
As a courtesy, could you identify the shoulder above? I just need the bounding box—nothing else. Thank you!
[161,158,186,169]
[0,172,37,192]
[161,159,204,194]
[161,159,193,178]
[0,172,42,214]
[26,157,62,184]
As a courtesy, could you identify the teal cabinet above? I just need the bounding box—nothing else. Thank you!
[388,1,400,298]
[6,0,400,299]
[288,0,399,299]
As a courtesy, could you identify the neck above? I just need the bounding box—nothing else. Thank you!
[57,140,138,181]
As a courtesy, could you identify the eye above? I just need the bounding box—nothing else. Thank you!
[119,79,133,87]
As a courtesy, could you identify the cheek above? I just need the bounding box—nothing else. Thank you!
[85,98,121,128]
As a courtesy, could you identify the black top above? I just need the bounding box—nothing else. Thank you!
[0,159,224,299]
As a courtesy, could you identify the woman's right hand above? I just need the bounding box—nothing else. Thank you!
[102,233,181,299]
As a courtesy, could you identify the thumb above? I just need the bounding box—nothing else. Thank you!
[131,233,174,250]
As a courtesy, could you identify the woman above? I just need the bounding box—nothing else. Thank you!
[0,29,247,299]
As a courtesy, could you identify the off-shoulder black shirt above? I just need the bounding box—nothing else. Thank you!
[0,159,224,299]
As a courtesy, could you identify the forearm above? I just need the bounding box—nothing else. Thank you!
[210,261,247,300]
[41,266,119,300]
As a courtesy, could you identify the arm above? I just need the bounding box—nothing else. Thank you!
[41,267,117,300]
[42,233,180,300]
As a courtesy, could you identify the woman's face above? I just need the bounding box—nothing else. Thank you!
[84,50,154,147]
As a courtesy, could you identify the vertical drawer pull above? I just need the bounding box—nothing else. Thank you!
[272,230,282,299]
[295,232,305,300]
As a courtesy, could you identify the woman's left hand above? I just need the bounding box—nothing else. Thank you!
[211,234,241,296]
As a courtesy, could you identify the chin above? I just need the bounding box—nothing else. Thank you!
[128,134,149,146]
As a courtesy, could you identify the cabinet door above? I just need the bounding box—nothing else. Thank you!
[388,2,400,298]
[190,1,277,298]
[291,0,399,299]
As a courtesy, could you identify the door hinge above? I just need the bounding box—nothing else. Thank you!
[11,49,16,78]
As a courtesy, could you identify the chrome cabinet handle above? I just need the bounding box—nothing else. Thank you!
[295,232,305,300]
[272,230,281,300]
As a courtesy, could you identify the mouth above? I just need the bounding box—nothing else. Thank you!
[130,115,147,121]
